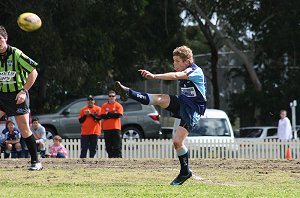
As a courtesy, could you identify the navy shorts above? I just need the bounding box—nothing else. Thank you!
[0,90,30,116]
[165,95,189,129]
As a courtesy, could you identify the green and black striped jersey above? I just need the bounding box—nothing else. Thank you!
[0,45,38,92]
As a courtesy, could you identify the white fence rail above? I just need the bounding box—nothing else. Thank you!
[44,139,300,160]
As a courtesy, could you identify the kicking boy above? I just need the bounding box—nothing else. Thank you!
[115,45,207,185]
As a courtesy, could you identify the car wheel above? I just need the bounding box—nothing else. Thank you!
[122,127,143,140]
[45,127,56,140]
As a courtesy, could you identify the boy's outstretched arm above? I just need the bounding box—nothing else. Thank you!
[138,69,187,80]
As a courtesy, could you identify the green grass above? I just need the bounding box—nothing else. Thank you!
[0,159,300,198]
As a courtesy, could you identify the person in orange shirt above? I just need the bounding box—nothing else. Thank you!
[100,90,123,158]
[78,95,101,158]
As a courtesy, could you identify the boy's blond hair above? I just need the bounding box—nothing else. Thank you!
[173,46,193,64]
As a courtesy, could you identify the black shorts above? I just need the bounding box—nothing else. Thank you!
[0,90,30,116]
[165,95,189,129]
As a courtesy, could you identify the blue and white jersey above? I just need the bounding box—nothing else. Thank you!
[180,63,206,102]
[4,130,21,141]
[178,63,207,129]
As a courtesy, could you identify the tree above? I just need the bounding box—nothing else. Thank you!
[0,0,185,114]
[178,0,264,109]
[223,0,300,126]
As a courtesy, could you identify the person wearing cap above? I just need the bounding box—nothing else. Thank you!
[78,95,102,158]
[100,90,123,158]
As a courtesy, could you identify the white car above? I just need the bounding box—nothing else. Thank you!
[171,109,236,154]
[187,109,234,141]
[236,126,278,141]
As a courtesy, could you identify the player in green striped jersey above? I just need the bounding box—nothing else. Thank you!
[0,25,42,170]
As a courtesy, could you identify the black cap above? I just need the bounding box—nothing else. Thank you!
[87,95,94,101]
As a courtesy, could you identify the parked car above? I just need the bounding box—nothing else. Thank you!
[169,109,234,139]
[169,109,236,153]
[188,109,234,140]
[35,95,161,140]
[236,126,278,141]
[183,109,237,155]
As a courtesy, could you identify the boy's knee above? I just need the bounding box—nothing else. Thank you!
[173,139,182,149]
[6,144,12,150]
[15,143,22,150]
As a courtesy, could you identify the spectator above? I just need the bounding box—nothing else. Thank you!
[30,117,47,158]
[3,121,22,158]
[0,115,8,157]
[277,110,292,140]
[48,135,68,158]
[8,116,29,158]
[1,117,24,157]
[78,95,102,158]
[7,116,29,158]
[100,90,124,158]
[0,26,42,170]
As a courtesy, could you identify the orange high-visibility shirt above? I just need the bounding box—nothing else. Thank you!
[101,102,123,130]
[79,105,102,135]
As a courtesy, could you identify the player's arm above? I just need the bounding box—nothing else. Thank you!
[23,69,38,91]
[7,138,19,144]
[139,69,188,80]
[39,127,47,143]
[16,69,38,104]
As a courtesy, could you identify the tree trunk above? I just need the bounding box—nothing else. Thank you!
[211,45,220,108]
[193,1,262,92]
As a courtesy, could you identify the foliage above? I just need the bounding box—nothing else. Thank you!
[0,0,184,113]
[178,0,223,108]
[1,0,299,126]
[223,0,300,126]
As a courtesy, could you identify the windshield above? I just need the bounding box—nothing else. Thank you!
[189,118,231,137]
[239,128,263,138]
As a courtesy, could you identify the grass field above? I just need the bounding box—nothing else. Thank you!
[0,158,300,197]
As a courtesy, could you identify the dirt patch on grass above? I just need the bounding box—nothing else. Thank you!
[1,158,300,171]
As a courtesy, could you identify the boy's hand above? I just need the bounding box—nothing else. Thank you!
[138,69,155,79]
[15,91,26,104]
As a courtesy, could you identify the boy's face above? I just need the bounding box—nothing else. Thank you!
[173,56,189,72]
[32,121,39,130]
[280,111,287,119]
[0,35,8,53]
[108,93,116,103]
[87,100,95,108]
[8,123,14,132]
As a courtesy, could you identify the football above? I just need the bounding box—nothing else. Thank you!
[17,12,42,32]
